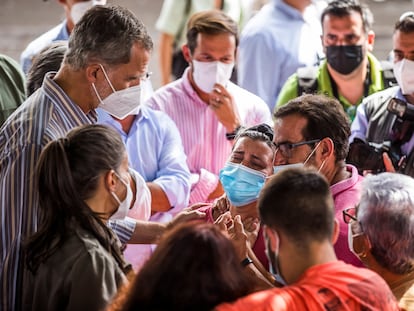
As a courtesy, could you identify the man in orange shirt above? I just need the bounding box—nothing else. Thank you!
[217,168,399,311]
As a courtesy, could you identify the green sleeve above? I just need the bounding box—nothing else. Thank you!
[275,74,299,113]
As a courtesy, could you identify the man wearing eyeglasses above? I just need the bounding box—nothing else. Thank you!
[217,168,400,311]
[276,0,387,121]
[273,94,364,267]
[344,172,414,310]
[349,12,414,177]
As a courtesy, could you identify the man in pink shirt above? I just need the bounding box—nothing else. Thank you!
[146,10,272,204]
[273,94,363,266]
[217,168,399,311]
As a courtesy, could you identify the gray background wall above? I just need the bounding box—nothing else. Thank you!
[0,0,412,89]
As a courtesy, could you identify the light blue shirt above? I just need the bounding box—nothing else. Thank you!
[20,21,69,74]
[238,0,324,111]
[97,106,191,220]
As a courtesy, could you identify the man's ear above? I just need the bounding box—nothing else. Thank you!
[86,63,101,83]
[319,137,334,160]
[332,219,340,244]
[366,30,375,52]
[321,34,327,54]
[353,233,372,258]
[264,226,279,253]
[182,44,192,64]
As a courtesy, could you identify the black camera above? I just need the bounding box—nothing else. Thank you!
[347,98,414,174]
[387,97,414,121]
[347,140,402,174]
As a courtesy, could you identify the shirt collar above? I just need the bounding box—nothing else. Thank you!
[57,20,71,41]
[43,72,97,123]
[273,0,305,20]
[395,88,406,101]
[330,164,360,196]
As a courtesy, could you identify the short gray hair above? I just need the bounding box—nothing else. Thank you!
[358,173,414,274]
[65,5,153,70]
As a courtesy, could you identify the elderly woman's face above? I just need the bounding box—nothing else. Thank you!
[229,137,274,177]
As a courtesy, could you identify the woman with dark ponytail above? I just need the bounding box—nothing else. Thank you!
[23,124,134,311]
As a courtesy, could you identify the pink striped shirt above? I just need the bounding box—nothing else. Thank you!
[146,69,272,204]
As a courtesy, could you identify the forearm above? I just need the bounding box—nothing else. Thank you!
[128,219,166,244]
[244,260,276,291]
[128,207,207,244]
[159,33,174,85]
[147,182,172,213]
[247,248,277,289]
[189,169,220,204]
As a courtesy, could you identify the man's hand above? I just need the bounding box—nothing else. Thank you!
[208,84,241,133]
[168,206,206,229]
[383,152,399,173]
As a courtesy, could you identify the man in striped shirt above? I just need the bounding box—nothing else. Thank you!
[146,10,272,205]
[0,5,154,310]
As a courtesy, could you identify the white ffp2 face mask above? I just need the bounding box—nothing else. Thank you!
[71,0,107,24]
[348,223,359,258]
[92,64,141,120]
[110,173,133,220]
[394,58,414,95]
[192,60,234,93]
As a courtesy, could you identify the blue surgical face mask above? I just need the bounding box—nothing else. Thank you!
[219,162,267,207]
[273,163,304,174]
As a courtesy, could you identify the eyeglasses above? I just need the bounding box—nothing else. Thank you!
[274,139,320,159]
[342,207,357,224]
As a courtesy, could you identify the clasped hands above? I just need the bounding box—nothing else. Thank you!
[215,211,260,260]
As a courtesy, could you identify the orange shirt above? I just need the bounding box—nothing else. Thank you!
[217,261,400,311]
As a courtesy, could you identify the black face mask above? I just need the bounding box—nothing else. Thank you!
[326,45,363,75]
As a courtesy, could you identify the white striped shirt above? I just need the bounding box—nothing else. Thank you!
[146,68,272,204]
[0,73,134,310]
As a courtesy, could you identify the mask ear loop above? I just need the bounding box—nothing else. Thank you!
[271,147,279,167]
[318,159,327,173]
[98,64,116,93]
[91,83,103,102]
[303,140,322,166]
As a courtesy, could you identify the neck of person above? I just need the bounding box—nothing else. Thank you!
[282,239,337,284]
[329,58,368,106]
[229,201,259,220]
[116,114,136,134]
[323,159,351,186]
[53,66,93,114]
[367,257,414,300]
[85,196,110,224]
[283,0,311,13]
